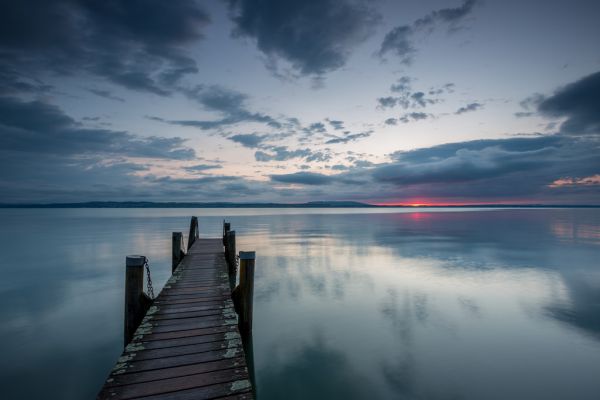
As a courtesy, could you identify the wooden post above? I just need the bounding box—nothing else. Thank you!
[238,251,255,332]
[223,221,230,245]
[225,231,236,290]
[124,255,145,346]
[227,231,236,273]
[172,232,184,272]
[188,216,198,251]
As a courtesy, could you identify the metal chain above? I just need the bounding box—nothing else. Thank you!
[143,257,155,299]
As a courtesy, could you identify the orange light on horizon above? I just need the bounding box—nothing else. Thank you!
[372,198,539,207]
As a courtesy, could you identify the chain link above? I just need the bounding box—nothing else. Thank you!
[143,257,155,299]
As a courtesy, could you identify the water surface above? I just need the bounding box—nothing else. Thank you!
[0,208,598,399]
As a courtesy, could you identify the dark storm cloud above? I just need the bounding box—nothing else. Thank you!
[537,70,600,135]
[227,0,379,76]
[379,0,478,63]
[0,0,209,95]
[316,134,598,203]
[270,172,334,185]
[257,133,598,203]
[325,131,372,144]
[0,96,195,159]
[455,102,483,114]
[0,67,53,95]
[371,135,595,187]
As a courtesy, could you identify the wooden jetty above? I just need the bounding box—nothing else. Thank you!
[97,218,255,400]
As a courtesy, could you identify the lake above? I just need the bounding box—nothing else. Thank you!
[0,208,599,399]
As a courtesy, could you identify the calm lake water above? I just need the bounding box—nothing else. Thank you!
[0,208,599,399]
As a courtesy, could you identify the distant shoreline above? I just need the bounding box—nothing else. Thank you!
[0,201,598,209]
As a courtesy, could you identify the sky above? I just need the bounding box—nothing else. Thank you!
[1,0,599,205]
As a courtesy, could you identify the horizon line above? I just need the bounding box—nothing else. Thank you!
[1,201,599,208]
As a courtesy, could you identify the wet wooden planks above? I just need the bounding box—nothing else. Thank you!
[97,239,253,400]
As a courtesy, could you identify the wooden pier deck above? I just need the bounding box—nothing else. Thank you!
[97,234,254,400]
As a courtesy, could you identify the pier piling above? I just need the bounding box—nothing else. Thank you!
[188,216,199,250]
[171,232,184,272]
[124,255,151,346]
[238,251,255,333]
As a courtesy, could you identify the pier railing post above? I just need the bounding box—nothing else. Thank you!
[188,216,199,251]
[227,231,236,273]
[223,221,230,245]
[124,255,148,346]
[172,232,184,272]
[238,251,255,333]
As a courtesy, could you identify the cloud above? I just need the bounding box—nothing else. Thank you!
[514,111,534,118]
[379,0,478,63]
[0,96,195,159]
[270,172,334,185]
[399,112,431,123]
[184,164,223,172]
[371,135,599,195]
[455,102,483,114]
[520,93,545,110]
[0,67,53,95]
[0,96,215,203]
[227,0,379,76]
[377,78,446,110]
[377,97,399,109]
[228,133,267,148]
[255,147,311,162]
[378,25,415,64]
[303,122,327,134]
[385,118,398,126]
[255,146,331,163]
[155,85,282,130]
[325,131,372,144]
[537,70,600,135]
[0,0,210,95]
[331,164,349,171]
[327,119,345,130]
[87,88,125,102]
[549,174,600,188]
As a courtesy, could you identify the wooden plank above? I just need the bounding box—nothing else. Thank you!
[124,340,242,361]
[97,237,254,400]
[104,358,247,387]
[131,332,241,351]
[136,325,239,341]
[99,367,250,399]
[131,382,252,400]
